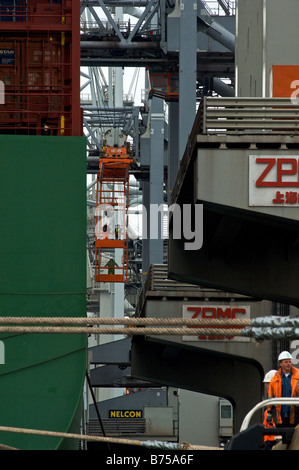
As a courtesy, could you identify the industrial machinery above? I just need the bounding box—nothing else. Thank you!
[95,128,133,283]
[147,65,179,101]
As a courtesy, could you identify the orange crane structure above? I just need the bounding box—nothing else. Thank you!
[94,129,133,283]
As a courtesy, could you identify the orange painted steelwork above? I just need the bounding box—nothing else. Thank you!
[94,145,133,283]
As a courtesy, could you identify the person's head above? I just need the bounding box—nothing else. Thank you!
[278,351,293,375]
[263,370,277,393]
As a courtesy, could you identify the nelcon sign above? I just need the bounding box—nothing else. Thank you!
[249,155,299,207]
[109,410,142,418]
[182,305,250,342]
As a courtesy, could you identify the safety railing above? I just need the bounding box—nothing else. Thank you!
[240,397,299,432]
[80,19,160,38]
[201,0,235,16]
[198,97,299,135]
[0,2,72,25]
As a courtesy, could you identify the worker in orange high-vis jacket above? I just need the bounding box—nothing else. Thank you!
[263,370,277,450]
[267,351,299,428]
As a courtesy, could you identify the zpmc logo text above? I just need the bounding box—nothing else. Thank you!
[255,157,299,187]
[182,305,250,342]
[186,306,248,319]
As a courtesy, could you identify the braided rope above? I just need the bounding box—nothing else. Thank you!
[0,425,143,447]
[0,425,222,451]
[0,325,245,335]
[0,317,294,339]
[0,317,251,325]
[0,316,249,336]
[0,443,18,450]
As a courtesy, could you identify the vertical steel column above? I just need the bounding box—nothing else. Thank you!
[141,180,150,284]
[149,96,165,265]
[113,6,126,353]
[179,1,197,158]
[167,101,179,204]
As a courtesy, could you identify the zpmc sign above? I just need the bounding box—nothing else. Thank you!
[249,155,299,206]
[182,305,250,342]
[249,66,299,206]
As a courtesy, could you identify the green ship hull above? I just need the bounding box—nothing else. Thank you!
[0,135,87,450]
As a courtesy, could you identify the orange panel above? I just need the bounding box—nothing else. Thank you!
[272,65,299,97]
[99,157,132,180]
[96,239,125,248]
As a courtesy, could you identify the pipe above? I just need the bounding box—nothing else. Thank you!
[83,107,133,112]
[87,199,96,207]
[87,179,97,191]
[197,0,235,53]
[81,41,160,50]
[212,77,235,97]
[203,21,235,53]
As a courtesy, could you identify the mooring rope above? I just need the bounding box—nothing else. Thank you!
[0,316,297,338]
[0,425,222,451]
[0,315,297,328]
[0,317,250,325]
[0,316,248,336]
[0,325,245,335]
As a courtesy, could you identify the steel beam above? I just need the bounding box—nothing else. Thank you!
[179,1,197,158]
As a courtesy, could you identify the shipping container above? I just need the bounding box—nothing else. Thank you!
[0,0,81,135]
[0,134,87,450]
[0,1,27,23]
[0,1,85,450]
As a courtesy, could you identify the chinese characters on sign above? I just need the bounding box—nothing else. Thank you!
[249,155,299,206]
[182,305,250,342]
[272,190,299,204]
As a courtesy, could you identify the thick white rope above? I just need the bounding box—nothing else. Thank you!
[0,316,250,325]
[0,316,248,335]
[0,425,222,451]
[0,325,245,335]
[0,316,298,338]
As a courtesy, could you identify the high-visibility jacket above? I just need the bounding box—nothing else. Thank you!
[268,366,299,424]
[263,409,275,442]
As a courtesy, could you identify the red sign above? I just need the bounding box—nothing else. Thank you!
[249,155,299,207]
[186,306,247,319]
[182,305,250,342]
[255,157,299,187]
